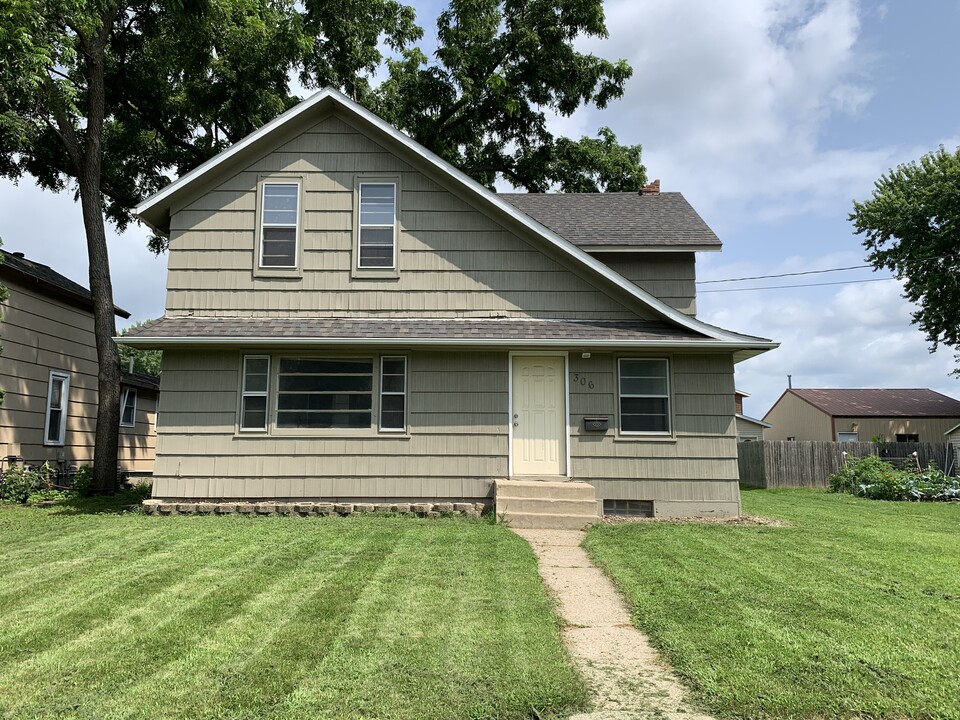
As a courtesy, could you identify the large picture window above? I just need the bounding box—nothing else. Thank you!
[379,357,407,432]
[240,356,270,431]
[259,182,299,267]
[44,371,71,445]
[618,358,670,434]
[358,183,396,268]
[277,358,373,429]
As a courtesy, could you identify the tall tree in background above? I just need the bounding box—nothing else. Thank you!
[375,0,645,191]
[1,0,641,490]
[851,145,960,372]
[118,320,162,376]
[0,0,418,491]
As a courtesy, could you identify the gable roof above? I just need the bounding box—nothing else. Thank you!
[786,388,960,418]
[132,87,775,355]
[499,192,721,252]
[736,413,772,429]
[0,249,130,318]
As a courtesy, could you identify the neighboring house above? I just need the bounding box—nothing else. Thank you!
[0,249,158,479]
[735,390,770,442]
[763,388,960,443]
[121,88,776,519]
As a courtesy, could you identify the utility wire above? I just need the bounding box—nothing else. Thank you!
[697,264,871,284]
[698,277,897,294]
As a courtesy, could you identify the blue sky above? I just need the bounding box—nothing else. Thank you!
[1,0,958,418]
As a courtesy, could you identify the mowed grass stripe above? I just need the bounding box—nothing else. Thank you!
[584,489,960,720]
[0,504,587,720]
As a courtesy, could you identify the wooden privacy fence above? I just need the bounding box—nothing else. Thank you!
[737,441,953,488]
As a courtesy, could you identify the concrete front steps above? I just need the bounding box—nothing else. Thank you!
[495,478,599,530]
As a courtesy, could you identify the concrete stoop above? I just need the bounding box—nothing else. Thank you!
[495,479,598,530]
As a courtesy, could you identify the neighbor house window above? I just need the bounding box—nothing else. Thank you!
[259,182,299,267]
[379,357,407,432]
[618,358,670,434]
[120,388,137,427]
[837,432,859,443]
[277,358,373,429]
[896,433,919,442]
[240,356,270,431]
[358,183,396,268]
[44,371,70,445]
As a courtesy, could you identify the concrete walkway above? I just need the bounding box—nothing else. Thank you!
[513,529,716,720]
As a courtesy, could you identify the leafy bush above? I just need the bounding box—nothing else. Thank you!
[72,465,94,496]
[27,488,76,505]
[0,463,54,504]
[128,481,152,503]
[829,456,960,502]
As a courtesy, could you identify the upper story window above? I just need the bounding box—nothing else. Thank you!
[44,371,71,445]
[358,183,396,268]
[120,388,137,427]
[618,358,670,434]
[259,182,299,268]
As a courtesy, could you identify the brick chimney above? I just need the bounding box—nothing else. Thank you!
[640,179,660,195]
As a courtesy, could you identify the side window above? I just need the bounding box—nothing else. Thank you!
[618,358,670,434]
[259,182,299,268]
[358,182,397,268]
[240,356,270,431]
[120,388,137,427]
[379,357,407,432]
[836,432,859,443]
[44,371,71,445]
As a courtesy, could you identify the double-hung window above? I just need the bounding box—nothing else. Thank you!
[618,358,670,434]
[358,183,396,268]
[379,357,407,432]
[44,371,70,445]
[240,356,270,431]
[259,182,299,268]
[120,388,137,427]
[277,358,373,429]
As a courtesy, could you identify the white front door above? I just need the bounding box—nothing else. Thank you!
[512,355,566,476]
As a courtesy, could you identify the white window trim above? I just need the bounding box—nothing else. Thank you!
[357,181,397,270]
[379,356,407,433]
[120,387,137,427]
[240,355,271,432]
[253,175,303,277]
[837,431,859,443]
[617,357,672,436]
[43,371,71,446]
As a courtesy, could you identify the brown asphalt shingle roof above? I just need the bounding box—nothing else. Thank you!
[123,316,720,344]
[499,192,721,249]
[790,388,960,417]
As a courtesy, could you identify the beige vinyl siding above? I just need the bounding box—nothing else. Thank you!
[735,416,766,441]
[831,417,960,443]
[569,352,740,516]
[762,392,833,441]
[594,252,698,315]
[0,278,157,474]
[164,115,648,320]
[0,279,156,474]
[154,348,740,515]
[151,349,508,499]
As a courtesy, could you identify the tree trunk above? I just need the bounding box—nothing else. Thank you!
[79,14,121,494]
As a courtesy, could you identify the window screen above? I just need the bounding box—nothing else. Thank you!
[120,388,137,427]
[379,357,407,432]
[277,358,373,429]
[241,356,270,431]
[260,183,298,267]
[618,358,670,433]
[358,183,396,268]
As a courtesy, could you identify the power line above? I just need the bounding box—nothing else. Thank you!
[697,264,871,284]
[698,277,897,294]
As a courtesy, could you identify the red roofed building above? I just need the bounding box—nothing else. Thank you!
[762,388,960,443]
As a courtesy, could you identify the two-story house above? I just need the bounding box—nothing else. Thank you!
[120,88,775,525]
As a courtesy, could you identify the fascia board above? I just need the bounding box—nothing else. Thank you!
[114,334,778,352]
[133,87,766,346]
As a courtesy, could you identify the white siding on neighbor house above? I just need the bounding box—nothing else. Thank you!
[164,115,650,321]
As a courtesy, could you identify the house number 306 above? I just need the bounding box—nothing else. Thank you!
[571,373,595,389]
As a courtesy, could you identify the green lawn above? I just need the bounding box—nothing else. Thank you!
[0,499,587,720]
[584,488,960,720]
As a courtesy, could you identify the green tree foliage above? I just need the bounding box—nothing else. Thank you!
[374,0,645,192]
[118,320,162,376]
[851,146,960,367]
